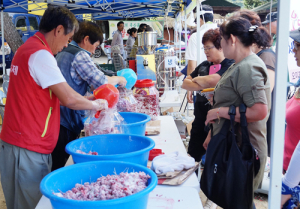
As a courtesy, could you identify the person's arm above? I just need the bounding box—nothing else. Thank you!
[111,32,118,47]
[72,52,126,88]
[205,103,268,125]
[282,141,300,188]
[281,141,300,208]
[192,74,222,89]
[203,130,211,150]
[187,60,197,75]
[182,75,203,91]
[49,82,106,110]
[267,69,275,92]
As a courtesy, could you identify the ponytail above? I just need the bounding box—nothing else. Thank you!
[127,27,137,36]
[251,26,271,49]
[220,17,271,48]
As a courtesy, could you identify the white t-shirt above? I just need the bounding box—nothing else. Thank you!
[28,50,66,89]
[185,22,218,63]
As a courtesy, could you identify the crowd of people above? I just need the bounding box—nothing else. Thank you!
[110,21,154,68]
[181,5,300,209]
[0,3,298,209]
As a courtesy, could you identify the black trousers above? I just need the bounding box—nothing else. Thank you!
[51,125,80,171]
[187,100,211,162]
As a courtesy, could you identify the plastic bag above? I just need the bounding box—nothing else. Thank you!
[117,87,138,112]
[84,108,126,136]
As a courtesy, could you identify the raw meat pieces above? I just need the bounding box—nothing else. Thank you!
[54,171,151,201]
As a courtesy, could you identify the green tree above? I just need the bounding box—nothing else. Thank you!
[243,0,271,9]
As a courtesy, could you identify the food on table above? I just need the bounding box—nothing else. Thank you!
[134,79,159,120]
[117,87,138,112]
[54,172,151,200]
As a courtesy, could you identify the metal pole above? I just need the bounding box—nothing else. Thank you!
[174,19,177,45]
[179,12,181,69]
[1,10,5,76]
[184,6,187,67]
[269,0,273,35]
[196,0,201,65]
[268,0,290,208]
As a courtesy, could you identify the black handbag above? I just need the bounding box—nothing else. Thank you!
[200,104,260,209]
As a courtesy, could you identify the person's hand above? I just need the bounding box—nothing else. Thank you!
[281,194,291,208]
[205,108,218,125]
[85,94,95,100]
[203,134,211,150]
[206,92,214,105]
[92,99,108,111]
[187,91,193,103]
[118,76,127,87]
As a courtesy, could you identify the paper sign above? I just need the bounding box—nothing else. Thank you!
[164,56,177,68]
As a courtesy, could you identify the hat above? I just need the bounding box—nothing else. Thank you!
[290,28,300,43]
[262,12,277,25]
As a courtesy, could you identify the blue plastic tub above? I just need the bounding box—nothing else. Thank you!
[40,161,158,209]
[119,112,151,136]
[65,134,155,166]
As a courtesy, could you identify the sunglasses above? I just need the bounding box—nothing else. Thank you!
[294,41,300,51]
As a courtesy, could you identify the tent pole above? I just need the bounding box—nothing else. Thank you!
[179,12,181,69]
[184,6,187,66]
[1,10,5,76]
[196,0,200,65]
[268,0,290,208]
[269,0,272,35]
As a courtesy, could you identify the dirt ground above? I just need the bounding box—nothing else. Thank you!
[0,178,6,209]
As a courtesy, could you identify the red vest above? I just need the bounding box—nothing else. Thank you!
[1,32,60,154]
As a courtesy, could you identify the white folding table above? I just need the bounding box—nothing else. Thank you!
[35,116,202,209]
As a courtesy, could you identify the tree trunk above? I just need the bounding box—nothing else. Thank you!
[0,12,23,53]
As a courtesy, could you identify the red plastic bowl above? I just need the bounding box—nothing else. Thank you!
[148,149,164,161]
[93,84,119,108]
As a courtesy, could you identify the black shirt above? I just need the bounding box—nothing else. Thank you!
[190,58,235,103]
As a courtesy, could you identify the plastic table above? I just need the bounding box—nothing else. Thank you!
[36,187,203,209]
[35,116,201,209]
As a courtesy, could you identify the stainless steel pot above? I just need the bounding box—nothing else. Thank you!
[155,49,176,92]
[137,32,157,54]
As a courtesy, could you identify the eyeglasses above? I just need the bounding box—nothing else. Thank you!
[294,41,300,51]
[203,46,215,52]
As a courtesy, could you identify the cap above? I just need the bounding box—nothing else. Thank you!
[290,28,300,43]
[262,12,277,25]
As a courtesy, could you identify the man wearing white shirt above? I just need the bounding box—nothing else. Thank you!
[185,5,217,103]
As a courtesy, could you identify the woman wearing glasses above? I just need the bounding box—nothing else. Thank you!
[280,28,300,209]
[181,28,234,169]
[204,17,272,208]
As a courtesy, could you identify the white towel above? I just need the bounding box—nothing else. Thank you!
[151,151,195,175]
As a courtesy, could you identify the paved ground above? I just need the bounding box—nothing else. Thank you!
[0,55,269,209]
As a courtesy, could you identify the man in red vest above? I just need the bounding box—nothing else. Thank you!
[0,6,108,209]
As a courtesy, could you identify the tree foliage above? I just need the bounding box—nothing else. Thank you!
[243,0,271,9]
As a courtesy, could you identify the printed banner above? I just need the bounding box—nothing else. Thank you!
[109,21,164,40]
[289,0,300,83]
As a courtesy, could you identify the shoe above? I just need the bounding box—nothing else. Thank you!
[203,199,217,209]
